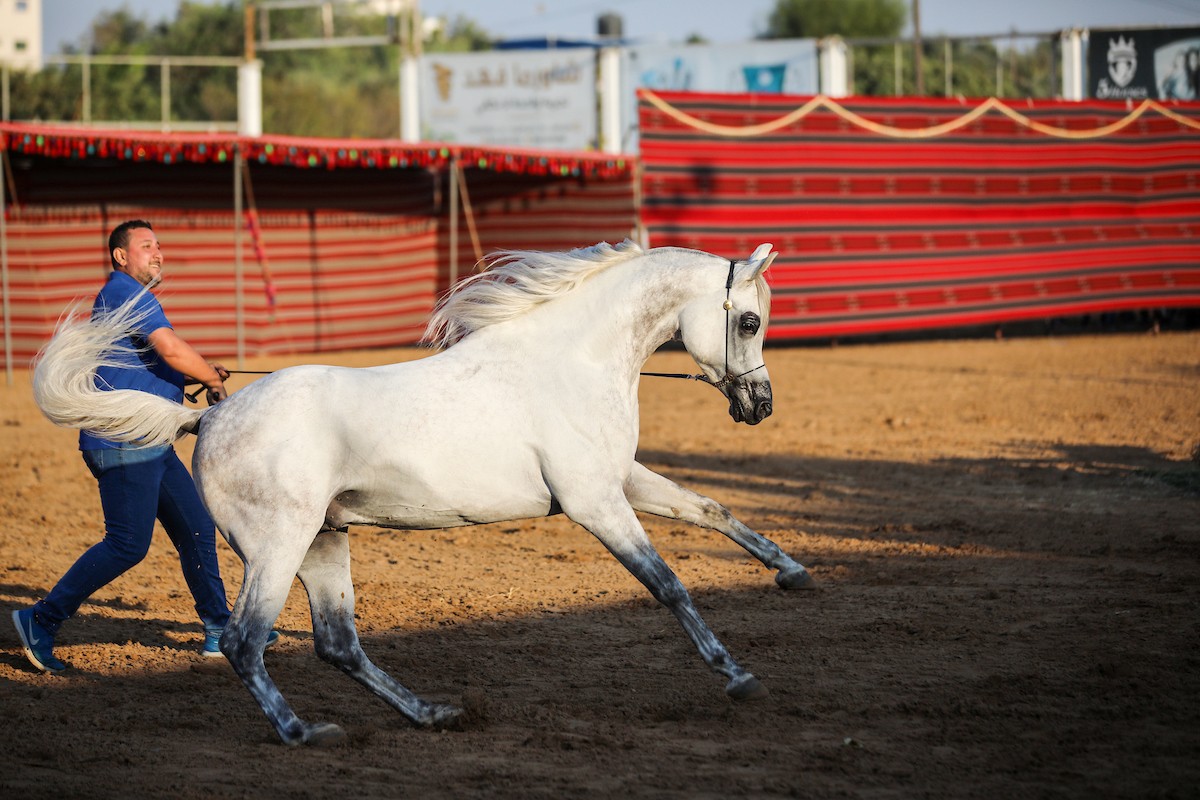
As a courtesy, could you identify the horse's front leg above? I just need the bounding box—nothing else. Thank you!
[560,490,768,702]
[624,461,815,590]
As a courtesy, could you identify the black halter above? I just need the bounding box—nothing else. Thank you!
[640,259,766,389]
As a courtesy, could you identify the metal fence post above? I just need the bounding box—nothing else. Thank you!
[894,41,902,95]
[944,38,953,97]
[82,58,91,124]
[161,60,171,129]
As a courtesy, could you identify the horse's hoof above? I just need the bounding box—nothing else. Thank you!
[303,722,347,747]
[776,566,816,590]
[420,703,465,731]
[726,674,769,702]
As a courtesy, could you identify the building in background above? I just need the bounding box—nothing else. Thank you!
[0,0,43,71]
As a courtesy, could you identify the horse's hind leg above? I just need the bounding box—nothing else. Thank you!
[220,542,345,747]
[297,529,462,730]
[625,462,814,590]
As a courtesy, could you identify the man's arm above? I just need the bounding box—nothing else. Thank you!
[147,327,228,403]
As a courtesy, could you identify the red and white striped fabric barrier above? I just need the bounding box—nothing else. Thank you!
[638,90,1200,339]
[0,125,637,365]
[1,207,437,360]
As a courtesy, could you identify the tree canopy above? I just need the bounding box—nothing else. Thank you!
[762,0,908,39]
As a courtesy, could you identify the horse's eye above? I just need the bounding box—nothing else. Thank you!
[739,312,761,335]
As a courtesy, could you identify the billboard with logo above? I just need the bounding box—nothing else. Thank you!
[619,40,818,151]
[1089,27,1200,101]
[420,49,597,150]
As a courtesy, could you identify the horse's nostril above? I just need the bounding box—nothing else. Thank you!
[758,401,773,420]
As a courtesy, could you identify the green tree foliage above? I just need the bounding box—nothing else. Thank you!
[7,1,491,137]
[424,16,493,53]
[6,4,240,126]
[143,1,242,122]
[852,37,1057,99]
[764,0,1058,99]
[6,65,82,121]
[763,0,907,39]
[250,4,402,137]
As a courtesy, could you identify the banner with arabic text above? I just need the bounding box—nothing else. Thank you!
[420,49,597,151]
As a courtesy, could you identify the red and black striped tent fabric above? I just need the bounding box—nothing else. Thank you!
[638,90,1200,339]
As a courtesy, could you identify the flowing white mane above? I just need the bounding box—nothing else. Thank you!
[422,239,646,349]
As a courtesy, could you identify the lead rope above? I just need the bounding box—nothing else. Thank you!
[189,262,754,399]
[185,370,274,403]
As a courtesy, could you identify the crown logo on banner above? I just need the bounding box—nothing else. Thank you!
[1107,36,1138,88]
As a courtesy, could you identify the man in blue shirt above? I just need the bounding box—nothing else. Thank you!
[13,220,253,671]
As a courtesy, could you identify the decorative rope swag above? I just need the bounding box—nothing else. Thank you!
[639,89,1200,140]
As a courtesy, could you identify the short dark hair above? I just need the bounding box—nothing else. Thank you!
[108,220,154,269]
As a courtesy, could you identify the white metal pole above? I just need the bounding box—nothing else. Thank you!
[399,1,421,142]
[238,60,263,136]
[819,37,848,98]
[400,53,420,142]
[1060,28,1085,101]
[599,46,621,153]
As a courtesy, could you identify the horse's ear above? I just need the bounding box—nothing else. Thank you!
[744,244,776,280]
[757,252,777,277]
[747,243,773,262]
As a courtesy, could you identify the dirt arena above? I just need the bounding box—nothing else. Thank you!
[1,331,1197,799]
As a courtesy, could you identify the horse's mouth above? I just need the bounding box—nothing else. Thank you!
[726,380,773,425]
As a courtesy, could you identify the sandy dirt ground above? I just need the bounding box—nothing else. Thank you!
[0,332,1197,799]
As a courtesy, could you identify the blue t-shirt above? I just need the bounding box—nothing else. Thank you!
[79,271,185,450]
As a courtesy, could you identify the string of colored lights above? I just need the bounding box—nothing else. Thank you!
[0,124,632,179]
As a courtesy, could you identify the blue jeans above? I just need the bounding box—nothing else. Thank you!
[32,445,231,636]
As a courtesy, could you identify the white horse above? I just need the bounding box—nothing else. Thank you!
[33,240,814,746]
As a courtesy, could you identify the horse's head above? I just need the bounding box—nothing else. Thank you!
[677,244,776,425]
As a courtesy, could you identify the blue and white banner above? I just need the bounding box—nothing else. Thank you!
[420,49,597,151]
[619,40,818,150]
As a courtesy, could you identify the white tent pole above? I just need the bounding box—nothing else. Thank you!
[234,147,245,370]
[448,155,459,289]
[1,146,11,386]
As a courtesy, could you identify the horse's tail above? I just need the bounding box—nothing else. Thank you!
[32,293,206,447]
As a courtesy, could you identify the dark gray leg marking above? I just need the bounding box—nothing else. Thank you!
[297,530,463,731]
[566,495,767,701]
[625,462,815,590]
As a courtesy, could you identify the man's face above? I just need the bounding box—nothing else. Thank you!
[114,227,162,287]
